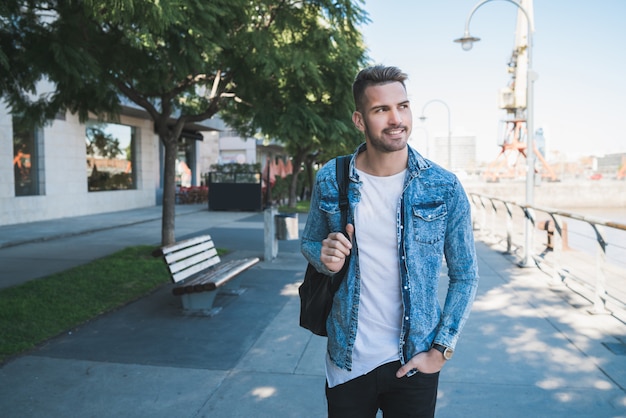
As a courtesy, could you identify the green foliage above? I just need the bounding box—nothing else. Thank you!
[219,0,369,206]
[209,162,262,174]
[0,0,369,242]
[272,171,310,204]
[1,0,243,125]
[88,171,133,191]
[0,245,169,363]
[221,1,368,156]
[279,199,310,214]
[271,175,291,204]
[1,0,367,126]
[207,162,262,184]
[1,0,368,150]
[86,125,122,159]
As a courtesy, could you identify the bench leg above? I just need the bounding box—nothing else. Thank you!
[180,292,222,316]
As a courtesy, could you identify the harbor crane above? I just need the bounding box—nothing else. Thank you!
[483,0,558,182]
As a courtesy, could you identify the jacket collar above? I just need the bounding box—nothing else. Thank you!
[351,142,431,180]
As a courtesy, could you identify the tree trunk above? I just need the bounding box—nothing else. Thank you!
[161,137,178,246]
[287,151,305,208]
[304,157,315,201]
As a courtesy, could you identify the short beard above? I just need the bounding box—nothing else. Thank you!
[363,121,409,153]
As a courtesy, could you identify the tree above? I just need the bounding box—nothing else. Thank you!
[221,2,368,208]
[0,0,369,244]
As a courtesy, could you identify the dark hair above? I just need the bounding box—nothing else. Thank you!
[352,65,408,111]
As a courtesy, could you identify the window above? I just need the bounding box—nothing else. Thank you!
[86,121,136,191]
[13,116,40,196]
[176,139,194,187]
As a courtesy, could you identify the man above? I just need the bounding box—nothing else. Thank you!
[301,65,479,418]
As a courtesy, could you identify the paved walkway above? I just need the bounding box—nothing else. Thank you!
[0,205,625,417]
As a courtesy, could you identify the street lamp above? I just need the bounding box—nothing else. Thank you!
[454,0,536,267]
[419,99,452,170]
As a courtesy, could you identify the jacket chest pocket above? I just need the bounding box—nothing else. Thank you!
[411,203,447,244]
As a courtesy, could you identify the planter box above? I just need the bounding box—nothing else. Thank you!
[207,172,262,211]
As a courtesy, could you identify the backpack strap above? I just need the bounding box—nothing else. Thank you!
[330,155,351,292]
[336,155,350,220]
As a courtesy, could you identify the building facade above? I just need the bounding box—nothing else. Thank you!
[430,133,477,173]
[1,102,221,227]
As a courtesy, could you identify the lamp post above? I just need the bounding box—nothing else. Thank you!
[419,99,452,170]
[454,0,536,267]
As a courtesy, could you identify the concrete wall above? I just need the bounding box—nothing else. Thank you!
[197,131,220,183]
[0,106,13,202]
[218,135,257,164]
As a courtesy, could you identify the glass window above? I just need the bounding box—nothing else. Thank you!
[13,116,40,196]
[176,139,193,187]
[86,121,136,192]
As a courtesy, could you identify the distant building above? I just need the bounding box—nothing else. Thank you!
[431,133,477,173]
[210,119,286,168]
[595,153,626,177]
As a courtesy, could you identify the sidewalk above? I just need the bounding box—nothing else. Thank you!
[0,205,625,417]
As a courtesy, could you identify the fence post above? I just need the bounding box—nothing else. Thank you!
[489,198,497,241]
[504,202,513,254]
[590,224,610,314]
[519,206,536,268]
[475,194,487,233]
[548,214,564,285]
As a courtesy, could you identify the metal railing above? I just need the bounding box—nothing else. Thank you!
[469,192,626,318]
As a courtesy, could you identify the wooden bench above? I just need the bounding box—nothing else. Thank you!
[154,234,260,315]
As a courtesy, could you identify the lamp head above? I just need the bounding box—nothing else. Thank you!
[454,35,481,51]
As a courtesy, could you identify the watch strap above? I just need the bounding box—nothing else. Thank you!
[432,343,453,360]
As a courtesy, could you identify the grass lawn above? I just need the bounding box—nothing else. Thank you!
[0,245,170,364]
[279,200,310,213]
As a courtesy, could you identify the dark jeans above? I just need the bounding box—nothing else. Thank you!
[325,361,439,418]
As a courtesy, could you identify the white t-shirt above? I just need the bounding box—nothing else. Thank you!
[326,168,405,388]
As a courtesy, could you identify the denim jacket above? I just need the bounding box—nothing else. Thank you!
[301,143,479,371]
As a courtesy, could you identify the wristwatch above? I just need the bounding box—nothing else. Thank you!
[432,343,454,360]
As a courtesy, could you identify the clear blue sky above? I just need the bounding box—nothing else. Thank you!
[359,0,626,163]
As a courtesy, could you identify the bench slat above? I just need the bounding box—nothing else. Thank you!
[164,241,218,265]
[168,250,220,275]
[160,235,214,255]
[161,236,222,284]
[211,258,260,288]
[172,257,260,295]
[170,257,221,283]
[181,258,256,291]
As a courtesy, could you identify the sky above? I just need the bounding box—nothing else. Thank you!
[358,0,626,163]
